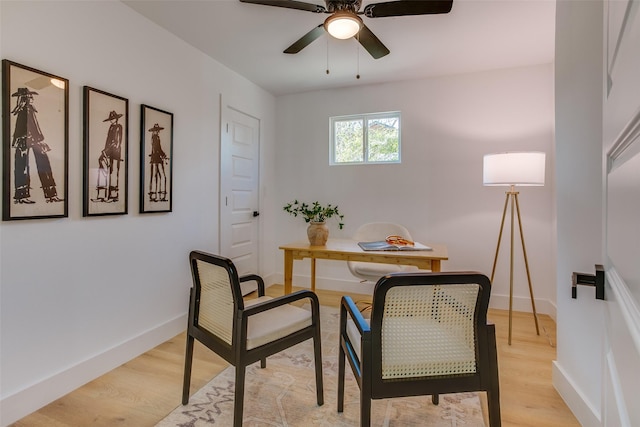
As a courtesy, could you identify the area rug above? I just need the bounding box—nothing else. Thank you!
[157,306,486,426]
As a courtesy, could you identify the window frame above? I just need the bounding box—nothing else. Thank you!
[329,111,402,165]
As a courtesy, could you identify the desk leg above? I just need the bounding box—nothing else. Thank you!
[284,250,293,295]
[310,258,316,293]
[431,260,441,272]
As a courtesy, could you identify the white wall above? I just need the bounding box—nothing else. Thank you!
[274,65,556,316]
[553,1,604,425]
[0,1,275,425]
[0,2,559,424]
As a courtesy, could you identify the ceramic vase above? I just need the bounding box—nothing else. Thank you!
[307,221,329,246]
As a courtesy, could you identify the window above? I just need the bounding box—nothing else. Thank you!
[330,111,401,165]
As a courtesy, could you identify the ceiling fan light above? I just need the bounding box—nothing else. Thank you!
[324,12,362,39]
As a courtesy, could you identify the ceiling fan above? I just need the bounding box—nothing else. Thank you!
[239,0,453,59]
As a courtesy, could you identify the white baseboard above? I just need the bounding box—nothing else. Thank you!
[553,361,601,427]
[489,293,557,320]
[0,314,187,427]
[266,272,375,296]
[267,273,557,318]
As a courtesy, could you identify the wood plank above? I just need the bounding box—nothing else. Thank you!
[12,285,579,427]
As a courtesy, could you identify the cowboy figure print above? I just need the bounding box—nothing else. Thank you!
[148,123,169,202]
[140,105,173,213]
[11,87,63,204]
[93,110,123,203]
[2,60,69,221]
[82,86,128,217]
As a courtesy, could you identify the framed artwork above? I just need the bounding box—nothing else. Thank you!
[140,104,173,213]
[82,86,128,216]
[2,60,69,220]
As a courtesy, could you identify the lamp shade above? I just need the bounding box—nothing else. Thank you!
[324,11,362,39]
[483,152,545,186]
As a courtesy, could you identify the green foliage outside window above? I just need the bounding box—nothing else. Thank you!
[331,112,400,164]
[335,120,363,163]
[367,117,399,162]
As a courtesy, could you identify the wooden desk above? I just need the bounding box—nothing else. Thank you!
[279,239,449,294]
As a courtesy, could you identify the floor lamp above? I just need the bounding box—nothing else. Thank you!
[483,152,545,345]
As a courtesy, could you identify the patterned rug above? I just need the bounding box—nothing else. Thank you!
[157,306,486,426]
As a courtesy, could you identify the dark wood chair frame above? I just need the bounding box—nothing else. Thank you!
[337,272,501,427]
[183,250,324,427]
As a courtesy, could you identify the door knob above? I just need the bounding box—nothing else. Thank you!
[253,211,260,217]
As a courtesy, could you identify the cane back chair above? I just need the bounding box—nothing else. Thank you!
[338,272,501,426]
[183,251,324,427]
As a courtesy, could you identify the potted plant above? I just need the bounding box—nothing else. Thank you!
[283,200,344,245]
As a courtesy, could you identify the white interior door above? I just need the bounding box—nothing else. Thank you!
[601,1,640,425]
[220,103,260,294]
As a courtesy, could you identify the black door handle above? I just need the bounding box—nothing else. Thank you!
[572,264,604,300]
[253,211,260,217]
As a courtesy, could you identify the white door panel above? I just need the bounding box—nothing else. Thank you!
[220,103,260,295]
[602,0,640,424]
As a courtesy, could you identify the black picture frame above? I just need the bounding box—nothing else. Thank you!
[82,86,129,216]
[140,104,173,213]
[2,60,69,220]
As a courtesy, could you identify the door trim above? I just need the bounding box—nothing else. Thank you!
[607,268,640,353]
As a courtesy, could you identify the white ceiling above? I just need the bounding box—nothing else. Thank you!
[123,0,556,96]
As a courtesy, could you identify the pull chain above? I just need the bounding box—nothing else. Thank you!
[326,36,330,75]
[356,32,361,79]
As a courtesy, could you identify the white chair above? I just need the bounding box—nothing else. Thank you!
[348,222,427,282]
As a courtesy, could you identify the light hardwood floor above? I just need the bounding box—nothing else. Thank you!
[13,285,579,427]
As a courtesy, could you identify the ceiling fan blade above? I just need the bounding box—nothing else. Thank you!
[239,0,326,13]
[284,24,326,54]
[357,24,390,59]
[364,0,453,18]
